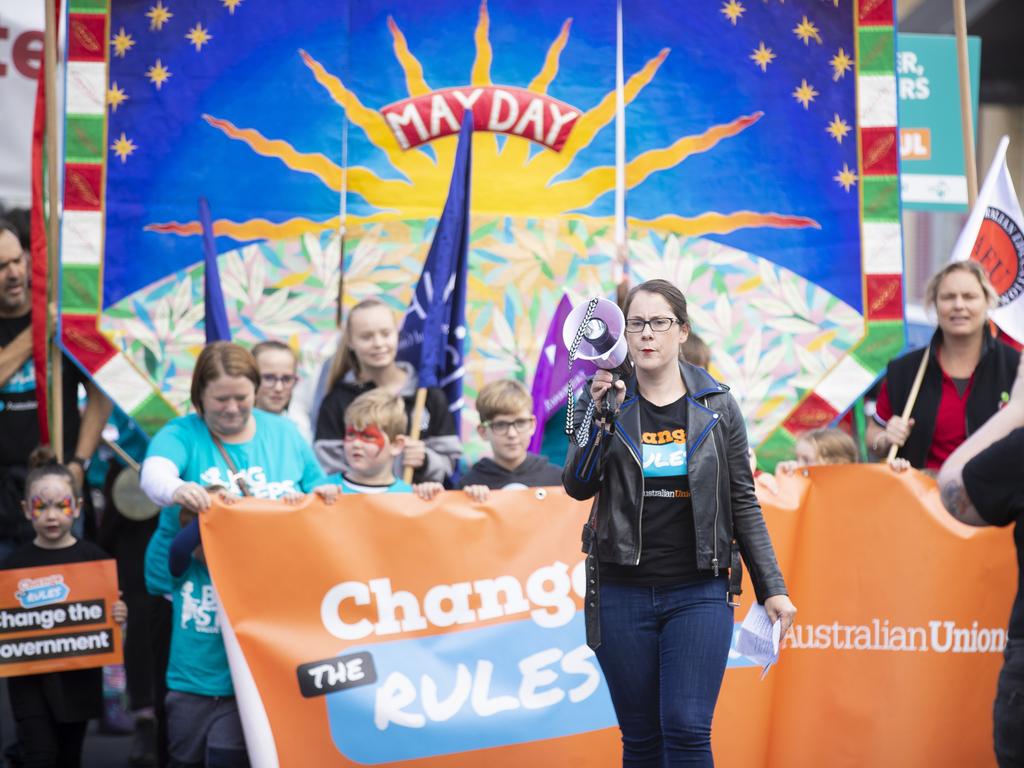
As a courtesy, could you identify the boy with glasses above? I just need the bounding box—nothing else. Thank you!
[460,380,562,502]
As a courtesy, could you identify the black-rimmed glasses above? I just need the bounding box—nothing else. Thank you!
[624,317,678,334]
[485,417,535,435]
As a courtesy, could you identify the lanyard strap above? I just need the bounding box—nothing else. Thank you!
[209,433,252,498]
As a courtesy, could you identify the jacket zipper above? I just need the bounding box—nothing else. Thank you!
[615,429,645,566]
[706,398,721,577]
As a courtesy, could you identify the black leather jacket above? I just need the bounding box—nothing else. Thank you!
[563,361,787,646]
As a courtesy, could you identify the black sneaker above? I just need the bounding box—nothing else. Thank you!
[128,717,157,767]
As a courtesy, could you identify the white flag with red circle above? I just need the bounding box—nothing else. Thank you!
[951,136,1024,343]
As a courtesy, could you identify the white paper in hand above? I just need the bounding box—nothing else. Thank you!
[736,603,781,679]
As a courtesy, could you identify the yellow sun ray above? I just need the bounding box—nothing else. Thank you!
[346,167,444,211]
[544,113,763,211]
[202,115,343,189]
[627,112,762,189]
[636,211,820,236]
[501,18,573,167]
[526,48,669,180]
[145,216,339,239]
[386,16,456,171]
[471,0,492,86]
[468,1,502,171]
[528,18,572,94]
[387,16,431,97]
[298,49,438,182]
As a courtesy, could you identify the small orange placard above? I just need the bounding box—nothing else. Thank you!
[0,560,122,677]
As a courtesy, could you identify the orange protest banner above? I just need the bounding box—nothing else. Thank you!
[0,559,123,677]
[200,467,1014,768]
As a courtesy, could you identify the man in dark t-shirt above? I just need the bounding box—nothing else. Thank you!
[939,356,1024,768]
[0,220,111,552]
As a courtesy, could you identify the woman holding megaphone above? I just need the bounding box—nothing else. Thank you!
[563,279,795,767]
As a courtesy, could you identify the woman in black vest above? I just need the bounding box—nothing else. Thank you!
[868,261,1020,470]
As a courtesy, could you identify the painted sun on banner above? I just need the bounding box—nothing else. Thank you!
[60,0,902,465]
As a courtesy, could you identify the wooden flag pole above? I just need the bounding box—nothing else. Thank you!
[887,350,929,461]
[403,387,429,484]
[887,0,980,462]
[44,0,63,462]
[953,0,979,209]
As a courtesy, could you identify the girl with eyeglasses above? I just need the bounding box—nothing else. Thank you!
[252,340,312,443]
[314,297,461,484]
[563,279,795,767]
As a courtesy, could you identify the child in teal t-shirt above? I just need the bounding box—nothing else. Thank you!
[165,511,245,766]
[167,550,232,697]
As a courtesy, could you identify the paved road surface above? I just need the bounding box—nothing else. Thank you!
[0,679,134,767]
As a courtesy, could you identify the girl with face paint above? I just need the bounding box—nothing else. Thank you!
[2,456,127,766]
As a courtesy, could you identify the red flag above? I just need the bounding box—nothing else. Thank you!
[28,15,50,447]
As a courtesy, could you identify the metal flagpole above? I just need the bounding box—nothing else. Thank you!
[614,0,629,306]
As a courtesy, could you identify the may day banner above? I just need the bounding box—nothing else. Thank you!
[59,0,901,466]
[0,560,122,677]
[201,467,1013,767]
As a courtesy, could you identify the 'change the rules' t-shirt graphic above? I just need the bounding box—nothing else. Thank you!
[602,397,705,585]
[641,426,689,479]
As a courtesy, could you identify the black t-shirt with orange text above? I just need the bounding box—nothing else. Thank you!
[601,396,712,586]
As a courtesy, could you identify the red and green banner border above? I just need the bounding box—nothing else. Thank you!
[755,0,904,466]
[60,0,178,435]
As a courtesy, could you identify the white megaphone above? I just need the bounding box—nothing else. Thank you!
[562,297,630,438]
[561,297,629,370]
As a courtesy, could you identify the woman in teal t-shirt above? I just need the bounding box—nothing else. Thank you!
[139,341,334,768]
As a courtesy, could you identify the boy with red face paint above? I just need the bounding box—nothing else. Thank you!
[331,390,416,494]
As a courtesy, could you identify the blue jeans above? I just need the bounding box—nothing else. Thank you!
[595,578,734,768]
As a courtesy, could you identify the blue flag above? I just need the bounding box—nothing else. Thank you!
[397,113,472,431]
[199,197,231,343]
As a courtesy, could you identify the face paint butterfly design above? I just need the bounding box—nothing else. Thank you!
[344,425,387,453]
[28,496,75,519]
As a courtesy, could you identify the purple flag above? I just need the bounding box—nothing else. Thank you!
[199,197,231,343]
[528,294,598,453]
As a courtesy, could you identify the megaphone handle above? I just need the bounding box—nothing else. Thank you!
[601,373,620,434]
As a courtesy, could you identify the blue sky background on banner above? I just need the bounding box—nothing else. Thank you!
[622,0,860,311]
[105,0,348,306]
